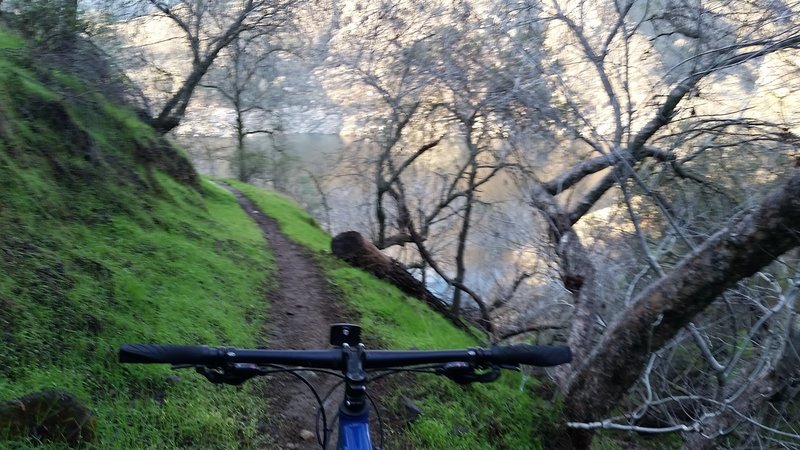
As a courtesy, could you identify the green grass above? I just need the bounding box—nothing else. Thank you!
[227,180,563,449]
[0,24,277,448]
[0,173,277,448]
[0,27,25,49]
[225,184,332,253]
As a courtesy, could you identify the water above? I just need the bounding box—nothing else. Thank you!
[179,133,547,309]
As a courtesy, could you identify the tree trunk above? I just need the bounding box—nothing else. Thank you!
[530,184,600,387]
[563,170,800,445]
[234,95,246,182]
[452,148,478,316]
[451,183,474,315]
[152,59,213,133]
[331,231,473,332]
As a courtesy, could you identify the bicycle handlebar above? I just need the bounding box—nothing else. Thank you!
[119,344,221,365]
[119,344,571,369]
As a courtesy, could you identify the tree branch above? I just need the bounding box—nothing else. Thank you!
[564,169,800,424]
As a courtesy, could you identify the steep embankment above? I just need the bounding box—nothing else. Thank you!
[0,26,277,448]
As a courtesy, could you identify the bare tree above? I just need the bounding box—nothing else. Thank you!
[200,31,284,182]
[103,0,297,134]
[487,0,800,446]
[92,0,800,443]
[325,0,552,332]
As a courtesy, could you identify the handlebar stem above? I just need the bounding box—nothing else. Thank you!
[341,343,368,416]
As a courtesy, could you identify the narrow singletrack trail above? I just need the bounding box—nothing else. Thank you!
[219,182,343,450]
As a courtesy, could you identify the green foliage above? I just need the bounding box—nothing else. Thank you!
[228,180,564,449]
[0,27,25,50]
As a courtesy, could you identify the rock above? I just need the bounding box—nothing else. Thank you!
[401,395,422,423]
[85,314,103,335]
[0,389,96,446]
[299,429,315,441]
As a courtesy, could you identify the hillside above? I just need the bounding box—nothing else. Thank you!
[0,22,279,448]
[0,23,571,450]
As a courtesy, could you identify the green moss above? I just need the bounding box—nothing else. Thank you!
[99,98,157,145]
[0,172,275,448]
[0,63,59,102]
[328,266,475,349]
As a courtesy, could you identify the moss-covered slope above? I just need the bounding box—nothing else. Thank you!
[0,24,275,448]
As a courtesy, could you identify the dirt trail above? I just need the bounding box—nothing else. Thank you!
[219,182,343,450]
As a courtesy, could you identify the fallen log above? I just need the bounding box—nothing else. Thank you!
[331,231,473,332]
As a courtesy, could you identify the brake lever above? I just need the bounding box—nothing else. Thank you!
[195,363,265,385]
[437,362,501,384]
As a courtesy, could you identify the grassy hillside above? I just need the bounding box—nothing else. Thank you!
[0,25,276,448]
[0,23,565,449]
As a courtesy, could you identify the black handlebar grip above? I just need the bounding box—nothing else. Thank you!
[489,345,572,367]
[119,344,223,365]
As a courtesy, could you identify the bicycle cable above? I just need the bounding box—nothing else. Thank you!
[188,363,341,449]
[267,367,350,449]
[365,388,384,449]
[310,374,387,450]
[317,378,346,449]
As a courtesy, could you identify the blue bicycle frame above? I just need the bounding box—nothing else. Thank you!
[338,410,372,450]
